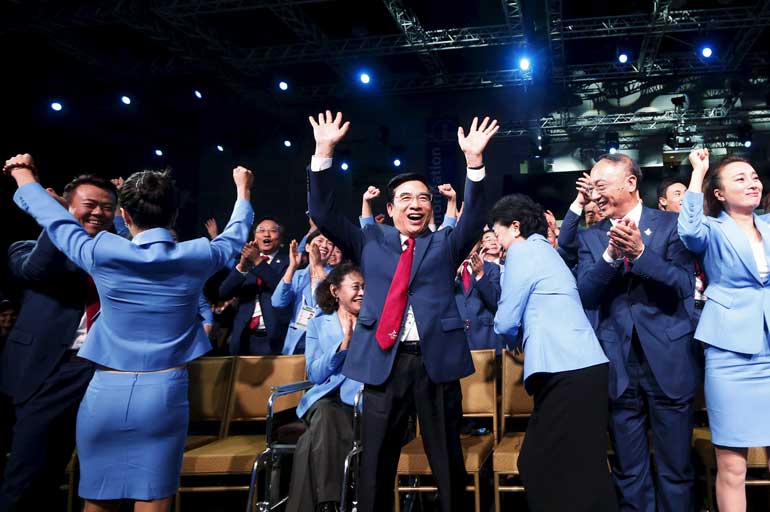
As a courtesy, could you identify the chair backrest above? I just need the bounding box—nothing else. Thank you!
[188,357,235,437]
[226,355,306,428]
[501,350,533,419]
[461,349,498,441]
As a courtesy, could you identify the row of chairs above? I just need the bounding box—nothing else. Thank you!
[60,351,770,511]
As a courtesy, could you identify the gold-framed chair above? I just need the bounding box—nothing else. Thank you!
[175,355,306,512]
[186,356,237,451]
[394,349,498,512]
[492,350,534,512]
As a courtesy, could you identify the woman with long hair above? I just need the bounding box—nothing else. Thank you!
[4,153,253,512]
[678,148,770,512]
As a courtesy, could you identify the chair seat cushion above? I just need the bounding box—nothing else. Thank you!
[397,434,494,474]
[181,435,266,474]
[692,427,769,467]
[493,433,526,474]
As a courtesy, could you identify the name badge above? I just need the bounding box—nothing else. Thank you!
[295,304,316,330]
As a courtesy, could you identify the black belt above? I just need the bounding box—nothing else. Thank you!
[694,299,706,310]
[399,342,421,355]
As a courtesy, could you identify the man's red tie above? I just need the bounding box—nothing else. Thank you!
[375,237,415,350]
[623,256,631,273]
[85,276,100,331]
[256,255,269,287]
[461,261,472,294]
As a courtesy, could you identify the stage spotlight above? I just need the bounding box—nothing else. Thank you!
[739,124,753,148]
[618,52,629,64]
[194,90,203,99]
[393,158,402,168]
[50,101,63,112]
[532,134,550,159]
[216,145,224,152]
[701,46,713,58]
[283,140,292,148]
[519,57,531,71]
[121,95,132,105]
[340,161,350,171]
[154,149,163,157]
[359,72,371,85]
[278,81,289,91]
[606,132,620,154]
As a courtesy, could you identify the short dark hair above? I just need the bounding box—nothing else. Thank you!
[596,153,643,184]
[315,262,362,314]
[657,176,687,200]
[118,170,179,229]
[62,175,118,205]
[386,173,431,203]
[704,155,754,217]
[488,194,548,239]
[253,216,283,237]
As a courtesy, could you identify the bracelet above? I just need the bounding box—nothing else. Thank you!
[2,162,38,176]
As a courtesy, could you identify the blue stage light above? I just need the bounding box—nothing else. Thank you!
[50,101,63,112]
[121,95,132,105]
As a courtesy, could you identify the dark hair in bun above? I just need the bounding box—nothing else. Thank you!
[119,170,179,229]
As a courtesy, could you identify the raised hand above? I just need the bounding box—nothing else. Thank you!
[111,177,125,190]
[457,116,499,167]
[437,184,456,201]
[238,241,261,271]
[3,154,38,186]
[363,186,381,202]
[470,250,485,279]
[340,312,356,351]
[232,165,254,200]
[308,111,350,158]
[204,218,219,239]
[689,148,709,178]
[574,172,592,207]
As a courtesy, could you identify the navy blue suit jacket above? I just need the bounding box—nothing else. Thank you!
[1,232,91,403]
[454,261,506,352]
[309,166,485,385]
[576,207,702,400]
[219,253,290,355]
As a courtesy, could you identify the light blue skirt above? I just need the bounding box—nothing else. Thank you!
[705,341,770,448]
[76,368,189,500]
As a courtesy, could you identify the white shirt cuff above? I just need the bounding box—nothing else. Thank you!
[467,166,485,182]
[310,156,333,173]
[602,249,621,266]
[569,202,583,216]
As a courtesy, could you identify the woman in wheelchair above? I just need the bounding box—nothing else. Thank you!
[287,262,364,512]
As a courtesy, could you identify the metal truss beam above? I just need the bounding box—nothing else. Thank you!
[501,0,525,35]
[294,53,768,98]
[547,0,566,82]
[725,0,770,70]
[383,0,447,79]
[234,6,769,67]
[636,0,672,75]
[151,0,333,18]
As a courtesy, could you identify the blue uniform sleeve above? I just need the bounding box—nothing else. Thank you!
[198,293,214,326]
[438,215,457,231]
[494,245,536,340]
[678,191,709,255]
[305,317,346,384]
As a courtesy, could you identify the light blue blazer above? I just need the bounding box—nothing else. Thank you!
[296,311,363,419]
[271,265,332,355]
[494,234,608,392]
[13,182,254,371]
[678,191,770,354]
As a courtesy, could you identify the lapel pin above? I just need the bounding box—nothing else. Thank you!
[644,228,652,236]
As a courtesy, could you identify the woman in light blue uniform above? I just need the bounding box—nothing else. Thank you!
[4,154,253,512]
[286,262,364,512]
[271,229,335,355]
[489,194,616,512]
[678,148,770,511]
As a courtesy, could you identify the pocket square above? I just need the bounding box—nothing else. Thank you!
[644,228,652,236]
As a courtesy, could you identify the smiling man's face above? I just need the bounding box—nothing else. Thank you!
[387,180,433,238]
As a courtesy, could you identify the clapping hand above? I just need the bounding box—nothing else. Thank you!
[309,111,350,158]
[457,116,499,168]
[608,218,644,260]
[238,240,260,270]
[469,250,485,279]
[287,239,301,269]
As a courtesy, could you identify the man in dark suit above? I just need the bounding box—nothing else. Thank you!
[307,111,497,512]
[454,247,504,352]
[576,153,702,512]
[219,217,290,355]
[0,175,117,512]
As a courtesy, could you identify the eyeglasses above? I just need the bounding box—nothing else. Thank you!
[395,193,432,205]
[342,283,365,293]
[255,228,280,234]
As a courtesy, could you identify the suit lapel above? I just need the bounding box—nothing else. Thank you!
[638,207,662,251]
[718,212,762,283]
[409,231,432,285]
[755,214,770,284]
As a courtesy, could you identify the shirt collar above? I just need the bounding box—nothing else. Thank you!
[131,228,175,246]
[610,200,643,227]
[260,250,278,263]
